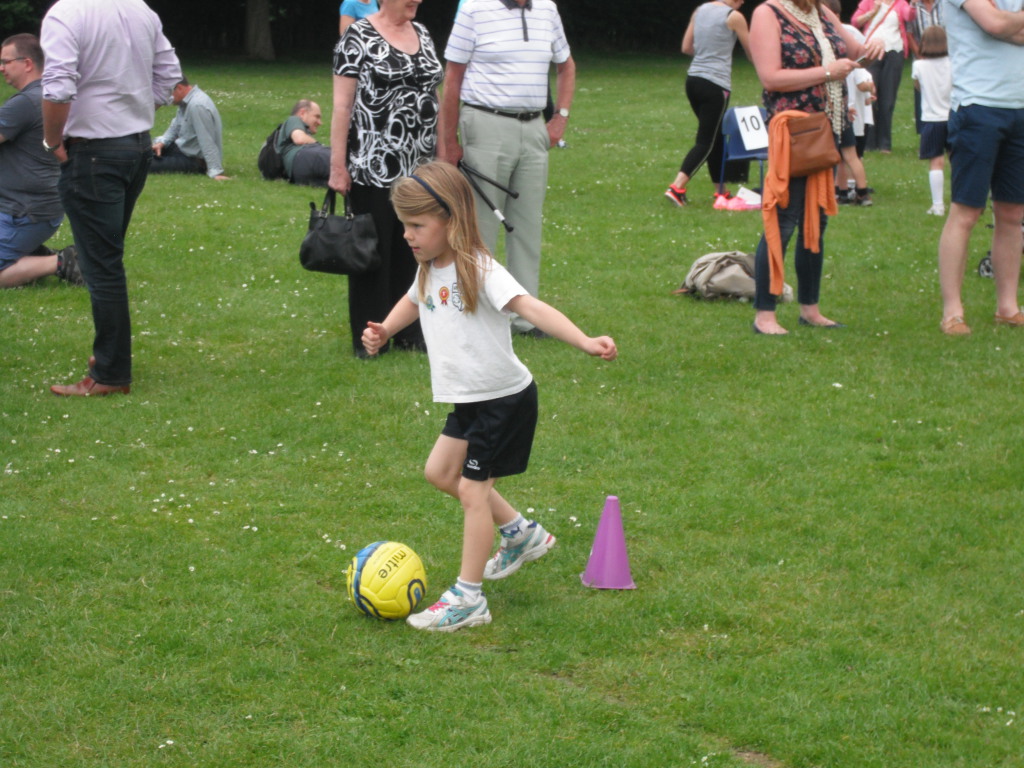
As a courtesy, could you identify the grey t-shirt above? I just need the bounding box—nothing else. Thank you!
[687,2,738,92]
[0,80,62,220]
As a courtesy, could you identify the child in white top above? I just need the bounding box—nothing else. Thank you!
[362,161,617,632]
[911,25,952,216]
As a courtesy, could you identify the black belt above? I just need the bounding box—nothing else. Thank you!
[65,131,150,146]
[465,103,542,122]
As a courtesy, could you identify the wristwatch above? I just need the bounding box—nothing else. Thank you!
[557,108,570,118]
[42,138,60,153]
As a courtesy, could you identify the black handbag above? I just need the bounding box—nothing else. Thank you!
[299,189,380,275]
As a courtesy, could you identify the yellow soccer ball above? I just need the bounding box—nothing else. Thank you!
[346,541,427,620]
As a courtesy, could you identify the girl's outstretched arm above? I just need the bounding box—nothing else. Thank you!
[362,296,419,356]
[506,294,618,361]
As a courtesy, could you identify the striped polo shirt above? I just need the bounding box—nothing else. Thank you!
[445,0,571,111]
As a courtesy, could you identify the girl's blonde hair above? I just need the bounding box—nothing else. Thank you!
[390,161,488,314]
[919,25,948,58]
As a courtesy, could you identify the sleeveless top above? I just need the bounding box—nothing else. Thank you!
[762,4,848,123]
[687,2,738,91]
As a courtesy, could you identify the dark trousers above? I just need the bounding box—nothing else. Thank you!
[753,176,829,311]
[680,75,730,184]
[59,133,152,385]
[290,144,331,188]
[347,183,423,355]
[149,142,205,174]
[866,50,904,151]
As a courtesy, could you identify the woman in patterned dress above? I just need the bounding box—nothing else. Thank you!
[748,0,882,335]
[329,0,443,356]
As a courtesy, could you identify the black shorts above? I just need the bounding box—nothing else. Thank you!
[441,380,538,481]
[919,120,948,160]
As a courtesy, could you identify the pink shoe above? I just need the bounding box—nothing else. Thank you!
[713,194,731,210]
[727,197,758,211]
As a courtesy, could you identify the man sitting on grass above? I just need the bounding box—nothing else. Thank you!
[0,33,81,288]
[279,99,332,187]
[151,76,229,181]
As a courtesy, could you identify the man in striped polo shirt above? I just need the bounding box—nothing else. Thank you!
[440,0,575,337]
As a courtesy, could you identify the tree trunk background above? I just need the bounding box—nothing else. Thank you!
[245,0,276,61]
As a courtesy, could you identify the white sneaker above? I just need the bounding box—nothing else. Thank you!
[406,587,491,632]
[927,203,945,216]
[483,521,556,580]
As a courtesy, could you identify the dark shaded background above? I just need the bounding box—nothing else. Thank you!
[2,0,864,58]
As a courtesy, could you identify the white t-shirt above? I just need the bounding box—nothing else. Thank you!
[842,25,874,136]
[912,56,952,122]
[848,68,875,135]
[409,254,533,403]
[865,1,904,53]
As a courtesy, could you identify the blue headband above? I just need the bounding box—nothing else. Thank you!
[410,174,451,216]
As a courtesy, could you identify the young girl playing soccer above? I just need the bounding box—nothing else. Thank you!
[362,161,618,632]
[911,25,952,216]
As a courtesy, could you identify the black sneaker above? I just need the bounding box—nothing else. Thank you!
[664,186,688,206]
[56,244,85,285]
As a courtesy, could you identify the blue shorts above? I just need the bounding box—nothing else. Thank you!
[0,212,63,270]
[441,380,538,481]
[918,121,948,160]
[837,123,856,150]
[948,103,1024,208]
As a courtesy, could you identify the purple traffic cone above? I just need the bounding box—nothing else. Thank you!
[580,495,636,589]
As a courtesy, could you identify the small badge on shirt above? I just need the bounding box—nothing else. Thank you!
[439,286,450,306]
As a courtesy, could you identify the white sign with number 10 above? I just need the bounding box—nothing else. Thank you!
[733,106,768,150]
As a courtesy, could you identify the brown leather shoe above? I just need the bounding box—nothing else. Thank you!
[994,311,1024,326]
[50,376,130,397]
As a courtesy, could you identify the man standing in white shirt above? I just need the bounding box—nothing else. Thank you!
[439,0,575,337]
[41,0,181,395]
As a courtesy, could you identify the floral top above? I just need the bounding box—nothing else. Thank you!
[763,4,848,122]
[333,20,443,187]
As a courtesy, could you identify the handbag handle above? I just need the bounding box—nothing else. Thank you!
[315,189,357,221]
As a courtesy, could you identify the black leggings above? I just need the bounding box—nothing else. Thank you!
[347,183,423,354]
[679,75,731,184]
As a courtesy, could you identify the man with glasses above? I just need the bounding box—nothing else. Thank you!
[41,0,181,396]
[0,33,82,288]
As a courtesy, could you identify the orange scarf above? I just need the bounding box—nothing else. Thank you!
[761,110,838,297]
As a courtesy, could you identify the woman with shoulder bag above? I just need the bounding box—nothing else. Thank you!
[329,0,443,357]
[748,0,883,335]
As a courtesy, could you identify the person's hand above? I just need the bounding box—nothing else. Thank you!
[438,140,463,167]
[329,165,351,196]
[546,115,568,148]
[362,321,389,356]
[152,141,164,157]
[584,335,618,361]
[862,36,886,62]
[830,58,861,81]
[54,144,68,164]
[213,174,231,181]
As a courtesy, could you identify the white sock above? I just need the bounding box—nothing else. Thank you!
[498,514,527,540]
[455,579,482,601]
[929,169,944,206]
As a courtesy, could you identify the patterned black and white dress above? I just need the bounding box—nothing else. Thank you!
[333,20,443,187]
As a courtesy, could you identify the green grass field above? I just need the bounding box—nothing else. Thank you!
[2,54,1022,768]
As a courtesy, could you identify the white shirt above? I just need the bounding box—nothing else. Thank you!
[912,57,952,122]
[41,0,181,140]
[410,255,533,403]
[445,0,571,110]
